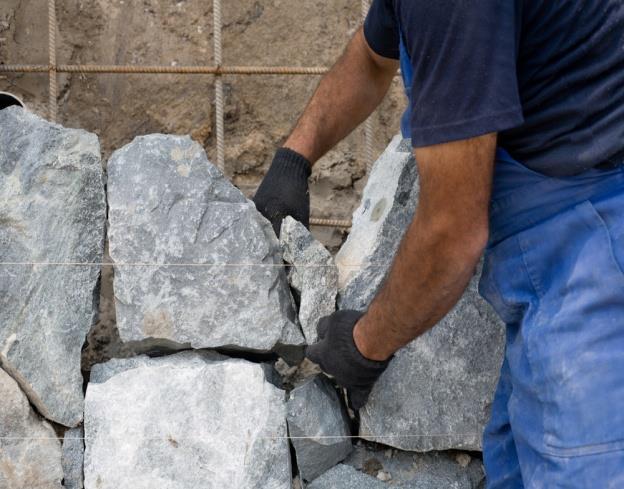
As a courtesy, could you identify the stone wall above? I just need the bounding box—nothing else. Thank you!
[0,107,504,488]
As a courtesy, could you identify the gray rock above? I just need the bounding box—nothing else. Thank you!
[280,217,338,343]
[88,351,226,384]
[107,134,303,354]
[336,135,417,311]
[0,367,63,488]
[287,376,352,482]
[336,135,505,451]
[359,269,504,452]
[84,352,292,489]
[0,107,106,427]
[345,444,485,488]
[307,464,384,489]
[62,427,84,489]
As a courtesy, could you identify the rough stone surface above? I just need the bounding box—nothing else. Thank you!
[358,269,504,452]
[0,107,106,427]
[336,135,417,310]
[280,217,338,343]
[336,135,505,451]
[307,464,385,489]
[286,376,352,482]
[0,367,64,489]
[345,443,485,488]
[62,427,85,489]
[107,134,303,354]
[84,352,292,489]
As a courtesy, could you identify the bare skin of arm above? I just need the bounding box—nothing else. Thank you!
[284,27,398,164]
[353,134,497,361]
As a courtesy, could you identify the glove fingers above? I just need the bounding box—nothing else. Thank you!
[316,315,332,340]
[271,217,282,238]
[348,386,373,411]
[304,342,326,371]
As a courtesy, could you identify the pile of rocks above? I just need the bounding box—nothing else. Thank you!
[0,107,504,488]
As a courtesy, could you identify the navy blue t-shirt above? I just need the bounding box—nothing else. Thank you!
[364,0,624,176]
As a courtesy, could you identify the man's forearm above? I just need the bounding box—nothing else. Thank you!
[284,28,397,164]
[354,212,485,361]
[353,135,497,361]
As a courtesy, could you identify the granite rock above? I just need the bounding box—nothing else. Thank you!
[280,217,338,343]
[287,376,352,482]
[336,135,505,451]
[62,427,85,489]
[0,107,106,427]
[336,134,417,311]
[84,352,292,489]
[344,443,485,488]
[107,134,303,354]
[0,367,64,488]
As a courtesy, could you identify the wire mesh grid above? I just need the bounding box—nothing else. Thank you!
[0,0,389,228]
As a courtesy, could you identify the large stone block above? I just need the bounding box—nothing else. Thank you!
[0,367,64,489]
[344,443,485,488]
[84,352,292,489]
[309,444,484,488]
[286,376,352,483]
[280,217,337,343]
[336,135,505,451]
[107,134,303,353]
[336,135,417,311]
[0,107,106,427]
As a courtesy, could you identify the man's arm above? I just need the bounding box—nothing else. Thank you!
[253,27,398,235]
[354,133,496,360]
[285,27,399,164]
[306,133,496,408]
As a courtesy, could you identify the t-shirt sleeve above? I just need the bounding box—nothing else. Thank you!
[363,0,400,60]
[404,1,524,147]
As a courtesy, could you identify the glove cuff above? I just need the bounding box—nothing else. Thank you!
[347,328,391,372]
[338,311,391,372]
[272,147,312,181]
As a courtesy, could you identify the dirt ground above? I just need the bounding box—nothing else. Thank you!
[1,0,405,368]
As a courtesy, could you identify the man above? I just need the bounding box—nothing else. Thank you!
[254,1,624,487]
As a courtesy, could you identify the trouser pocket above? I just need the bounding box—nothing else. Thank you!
[515,199,624,456]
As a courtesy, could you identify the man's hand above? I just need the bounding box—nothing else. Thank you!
[305,310,391,411]
[253,148,311,236]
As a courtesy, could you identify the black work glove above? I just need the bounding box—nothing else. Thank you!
[253,147,311,237]
[305,310,391,411]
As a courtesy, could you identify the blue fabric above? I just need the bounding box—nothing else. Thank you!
[398,36,412,140]
[364,0,624,176]
[479,150,624,487]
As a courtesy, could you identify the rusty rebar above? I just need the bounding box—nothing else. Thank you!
[48,0,57,122]
[0,65,329,75]
[309,218,352,229]
[0,3,364,230]
[213,0,225,172]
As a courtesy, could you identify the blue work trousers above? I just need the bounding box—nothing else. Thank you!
[479,150,624,488]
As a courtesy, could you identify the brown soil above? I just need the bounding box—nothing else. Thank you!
[1,0,405,368]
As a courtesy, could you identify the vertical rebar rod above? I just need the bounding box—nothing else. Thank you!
[361,0,375,171]
[48,0,57,122]
[213,0,225,172]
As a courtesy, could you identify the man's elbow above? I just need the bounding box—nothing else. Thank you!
[425,214,489,266]
[462,221,489,263]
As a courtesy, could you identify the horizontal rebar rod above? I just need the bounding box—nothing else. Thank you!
[310,217,352,228]
[0,64,329,75]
